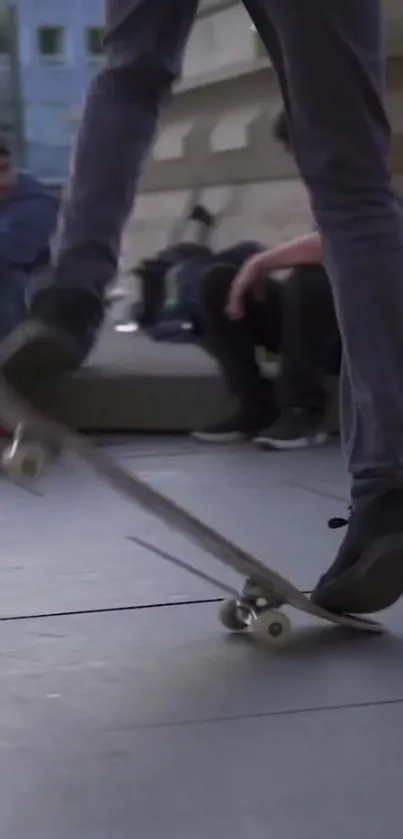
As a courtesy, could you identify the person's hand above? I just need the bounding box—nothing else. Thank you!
[226,253,267,320]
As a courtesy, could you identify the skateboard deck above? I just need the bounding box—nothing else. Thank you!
[0,375,383,644]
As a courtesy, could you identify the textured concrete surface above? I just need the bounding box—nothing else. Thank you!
[0,438,401,838]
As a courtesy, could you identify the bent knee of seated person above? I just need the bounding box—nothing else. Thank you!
[202,242,265,310]
[215,241,265,269]
[284,264,331,298]
[201,263,238,316]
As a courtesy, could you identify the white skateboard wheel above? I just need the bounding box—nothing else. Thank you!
[252,609,292,646]
[219,599,251,632]
[1,442,48,480]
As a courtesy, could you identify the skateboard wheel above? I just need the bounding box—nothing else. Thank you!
[1,442,48,480]
[252,609,292,646]
[219,599,252,632]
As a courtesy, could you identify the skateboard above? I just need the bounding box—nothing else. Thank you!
[0,375,384,645]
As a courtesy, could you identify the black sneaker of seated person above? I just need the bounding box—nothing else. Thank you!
[192,406,273,443]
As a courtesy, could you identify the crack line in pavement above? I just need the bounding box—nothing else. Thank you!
[96,442,235,460]
[0,597,224,623]
[127,534,239,597]
[284,480,346,503]
[113,696,403,733]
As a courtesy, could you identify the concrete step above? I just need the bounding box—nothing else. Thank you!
[56,327,339,434]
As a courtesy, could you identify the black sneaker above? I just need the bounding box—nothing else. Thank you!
[312,489,403,614]
[0,289,103,386]
[254,407,328,451]
[192,410,268,443]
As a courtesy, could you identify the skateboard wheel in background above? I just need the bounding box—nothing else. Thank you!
[1,441,48,480]
[252,609,292,646]
[219,599,252,632]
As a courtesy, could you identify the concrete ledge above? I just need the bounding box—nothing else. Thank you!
[57,329,232,432]
[55,327,339,434]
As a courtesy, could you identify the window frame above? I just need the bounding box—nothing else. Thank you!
[85,25,105,60]
[37,25,66,62]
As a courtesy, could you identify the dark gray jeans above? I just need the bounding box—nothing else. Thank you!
[51,0,403,502]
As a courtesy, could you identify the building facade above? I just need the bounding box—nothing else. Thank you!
[1,0,403,261]
[0,0,104,178]
[2,1,403,177]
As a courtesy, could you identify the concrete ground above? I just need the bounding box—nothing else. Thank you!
[0,438,402,839]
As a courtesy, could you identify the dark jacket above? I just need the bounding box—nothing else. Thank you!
[0,172,58,275]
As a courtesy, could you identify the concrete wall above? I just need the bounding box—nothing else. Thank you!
[120,54,403,276]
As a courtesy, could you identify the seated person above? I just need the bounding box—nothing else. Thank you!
[0,136,58,341]
[193,111,341,449]
[193,248,340,449]
[130,203,215,330]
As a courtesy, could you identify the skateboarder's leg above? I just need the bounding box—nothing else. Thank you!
[245,0,403,612]
[0,0,200,377]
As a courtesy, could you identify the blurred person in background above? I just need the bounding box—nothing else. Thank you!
[129,203,215,332]
[0,136,57,341]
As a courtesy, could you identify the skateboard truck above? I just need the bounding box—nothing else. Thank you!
[219,578,293,646]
